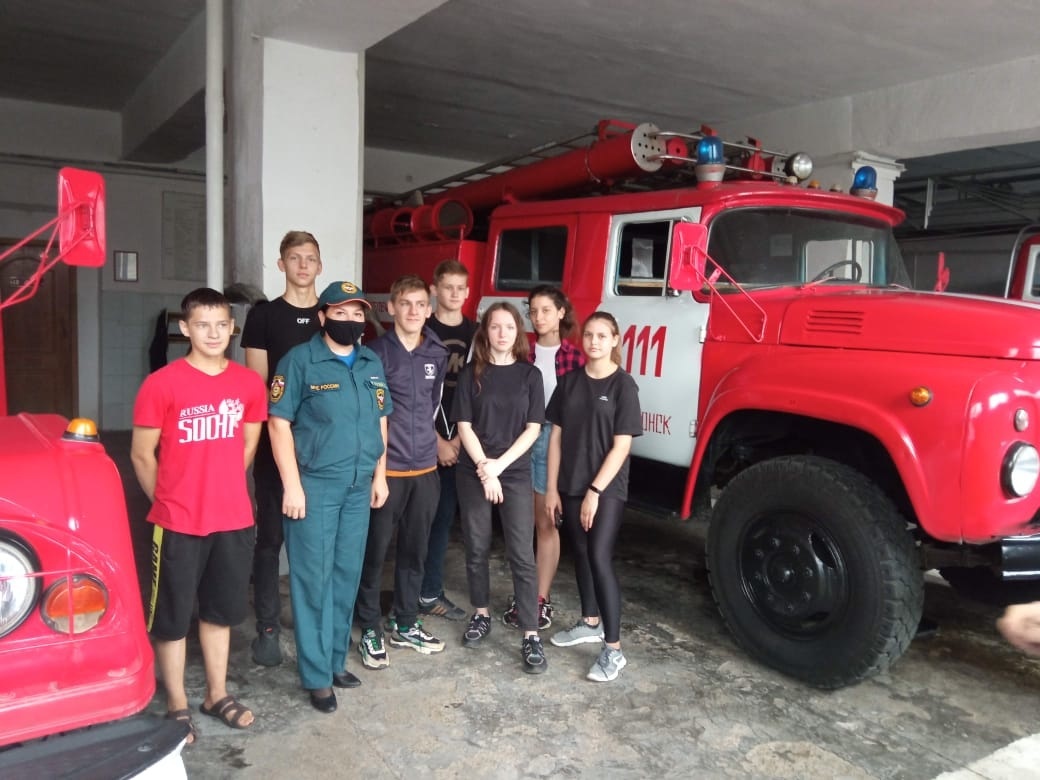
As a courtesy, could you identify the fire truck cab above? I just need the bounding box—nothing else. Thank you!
[0,170,186,777]
[365,121,1040,688]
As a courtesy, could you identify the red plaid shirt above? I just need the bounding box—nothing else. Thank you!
[528,338,585,377]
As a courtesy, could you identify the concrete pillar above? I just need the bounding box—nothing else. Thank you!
[229,6,364,298]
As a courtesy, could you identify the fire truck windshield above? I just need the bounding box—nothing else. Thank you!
[705,208,911,289]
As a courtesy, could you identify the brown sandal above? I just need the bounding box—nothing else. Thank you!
[166,708,197,745]
[199,695,254,729]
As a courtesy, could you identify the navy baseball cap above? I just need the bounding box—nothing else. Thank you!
[318,280,370,309]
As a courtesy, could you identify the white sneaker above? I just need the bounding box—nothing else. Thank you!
[586,645,627,682]
[358,628,390,669]
[550,618,605,647]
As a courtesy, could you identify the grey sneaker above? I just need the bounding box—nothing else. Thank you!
[418,594,467,621]
[587,645,627,682]
[389,623,446,654]
[359,628,390,669]
[550,618,605,647]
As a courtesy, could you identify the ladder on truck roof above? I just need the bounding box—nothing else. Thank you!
[377,126,603,206]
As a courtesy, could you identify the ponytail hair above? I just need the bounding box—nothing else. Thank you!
[583,311,623,366]
[528,285,577,338]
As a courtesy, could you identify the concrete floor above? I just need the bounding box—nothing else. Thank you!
[106,432,1040,779]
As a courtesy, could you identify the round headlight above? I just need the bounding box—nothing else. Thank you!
[0,533,41,639]
[1003,442,1040,497]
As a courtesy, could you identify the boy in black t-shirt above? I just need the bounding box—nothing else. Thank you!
[418,260,476,620]
[241,230,323,666]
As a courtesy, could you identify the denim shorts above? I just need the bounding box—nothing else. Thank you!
[530,423,551,494]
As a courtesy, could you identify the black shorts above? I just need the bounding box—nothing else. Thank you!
[147,524,253,641]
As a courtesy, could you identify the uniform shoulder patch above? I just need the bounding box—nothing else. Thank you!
[269,375,286,403]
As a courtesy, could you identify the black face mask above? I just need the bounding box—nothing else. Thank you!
[322,318,365,346]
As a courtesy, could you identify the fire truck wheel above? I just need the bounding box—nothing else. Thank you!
[938,567,1040,607]
[706,454,921,689]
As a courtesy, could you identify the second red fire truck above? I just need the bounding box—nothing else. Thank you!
[364,119,1040,688]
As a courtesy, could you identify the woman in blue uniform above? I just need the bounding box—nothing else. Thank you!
[268,281,391,713]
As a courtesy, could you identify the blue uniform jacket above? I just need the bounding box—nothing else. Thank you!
[268,333,391,482]
[368,327,448,473]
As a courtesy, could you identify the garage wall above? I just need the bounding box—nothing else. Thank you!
[0,133,205,429]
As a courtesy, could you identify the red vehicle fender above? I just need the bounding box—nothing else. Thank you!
[686,347,1040,543]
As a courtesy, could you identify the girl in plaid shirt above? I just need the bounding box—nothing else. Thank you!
[503,286,585,631]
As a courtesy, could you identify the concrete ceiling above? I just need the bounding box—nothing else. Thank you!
[3,0,1040,235]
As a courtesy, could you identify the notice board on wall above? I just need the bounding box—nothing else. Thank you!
[162,191,206,282]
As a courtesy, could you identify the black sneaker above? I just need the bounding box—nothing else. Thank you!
[251,627,282,667]
[463,613,492,647]
[538,598,554,631]
[521,635,547,674]
[502,596,520,629]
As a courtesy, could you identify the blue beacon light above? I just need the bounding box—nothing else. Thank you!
[851,165,878,199]
[694,136,726,184]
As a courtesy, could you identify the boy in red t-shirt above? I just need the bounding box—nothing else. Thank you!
[131,288,268,743]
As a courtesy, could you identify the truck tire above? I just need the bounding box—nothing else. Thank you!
[706,454,922,688]
[939,567,1040,606]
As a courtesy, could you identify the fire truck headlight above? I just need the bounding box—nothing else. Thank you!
[1003,442,1040,498]
[41,574,108,634]
[785,152,814,181]
[0,533,41,639]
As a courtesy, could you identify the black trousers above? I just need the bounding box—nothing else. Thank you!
[251,457,284,634]
[456,467,538,632]
[354,470,440,631]
[560,494,625,644]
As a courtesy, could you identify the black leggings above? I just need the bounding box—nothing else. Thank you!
[560,494,625,644]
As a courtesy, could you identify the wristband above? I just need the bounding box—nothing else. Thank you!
[588,484,602,495]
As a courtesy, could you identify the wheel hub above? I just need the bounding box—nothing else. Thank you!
[739,514,847,634]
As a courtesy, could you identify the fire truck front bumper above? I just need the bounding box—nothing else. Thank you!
[1001,534,1040,580]
[0,713,187,780]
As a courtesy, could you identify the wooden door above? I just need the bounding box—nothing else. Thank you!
[0,244,77,417]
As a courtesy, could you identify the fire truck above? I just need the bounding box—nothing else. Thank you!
[364,120,1040,689]
[1004,224,1040,303]
[0,170,186,776]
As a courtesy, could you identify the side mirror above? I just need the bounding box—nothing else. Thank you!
[58,167,106,267]
[667,221,708,291]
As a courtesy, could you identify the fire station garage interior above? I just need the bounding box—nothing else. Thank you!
[4,2,1040,778]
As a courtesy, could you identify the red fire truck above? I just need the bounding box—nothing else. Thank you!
[0,170,186,776]
[364,120,1040,688]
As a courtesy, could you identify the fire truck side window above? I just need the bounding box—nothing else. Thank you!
[615,221,669,296]
[497,226,567,289]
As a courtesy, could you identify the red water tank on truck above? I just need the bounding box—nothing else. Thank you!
[363,120,1040,688]
[0,169,186,776]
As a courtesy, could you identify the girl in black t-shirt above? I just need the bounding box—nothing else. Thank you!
[544,311,642,682]
[452,302,548,674]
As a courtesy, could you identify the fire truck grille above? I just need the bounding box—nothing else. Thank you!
[803,309,866,335]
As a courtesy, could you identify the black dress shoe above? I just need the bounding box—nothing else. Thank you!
[308,689,337,713]
[333,670,362,688]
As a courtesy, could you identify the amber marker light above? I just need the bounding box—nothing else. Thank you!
[63,418,99,441]
[909,386,932,407]
[41,575,108,634]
